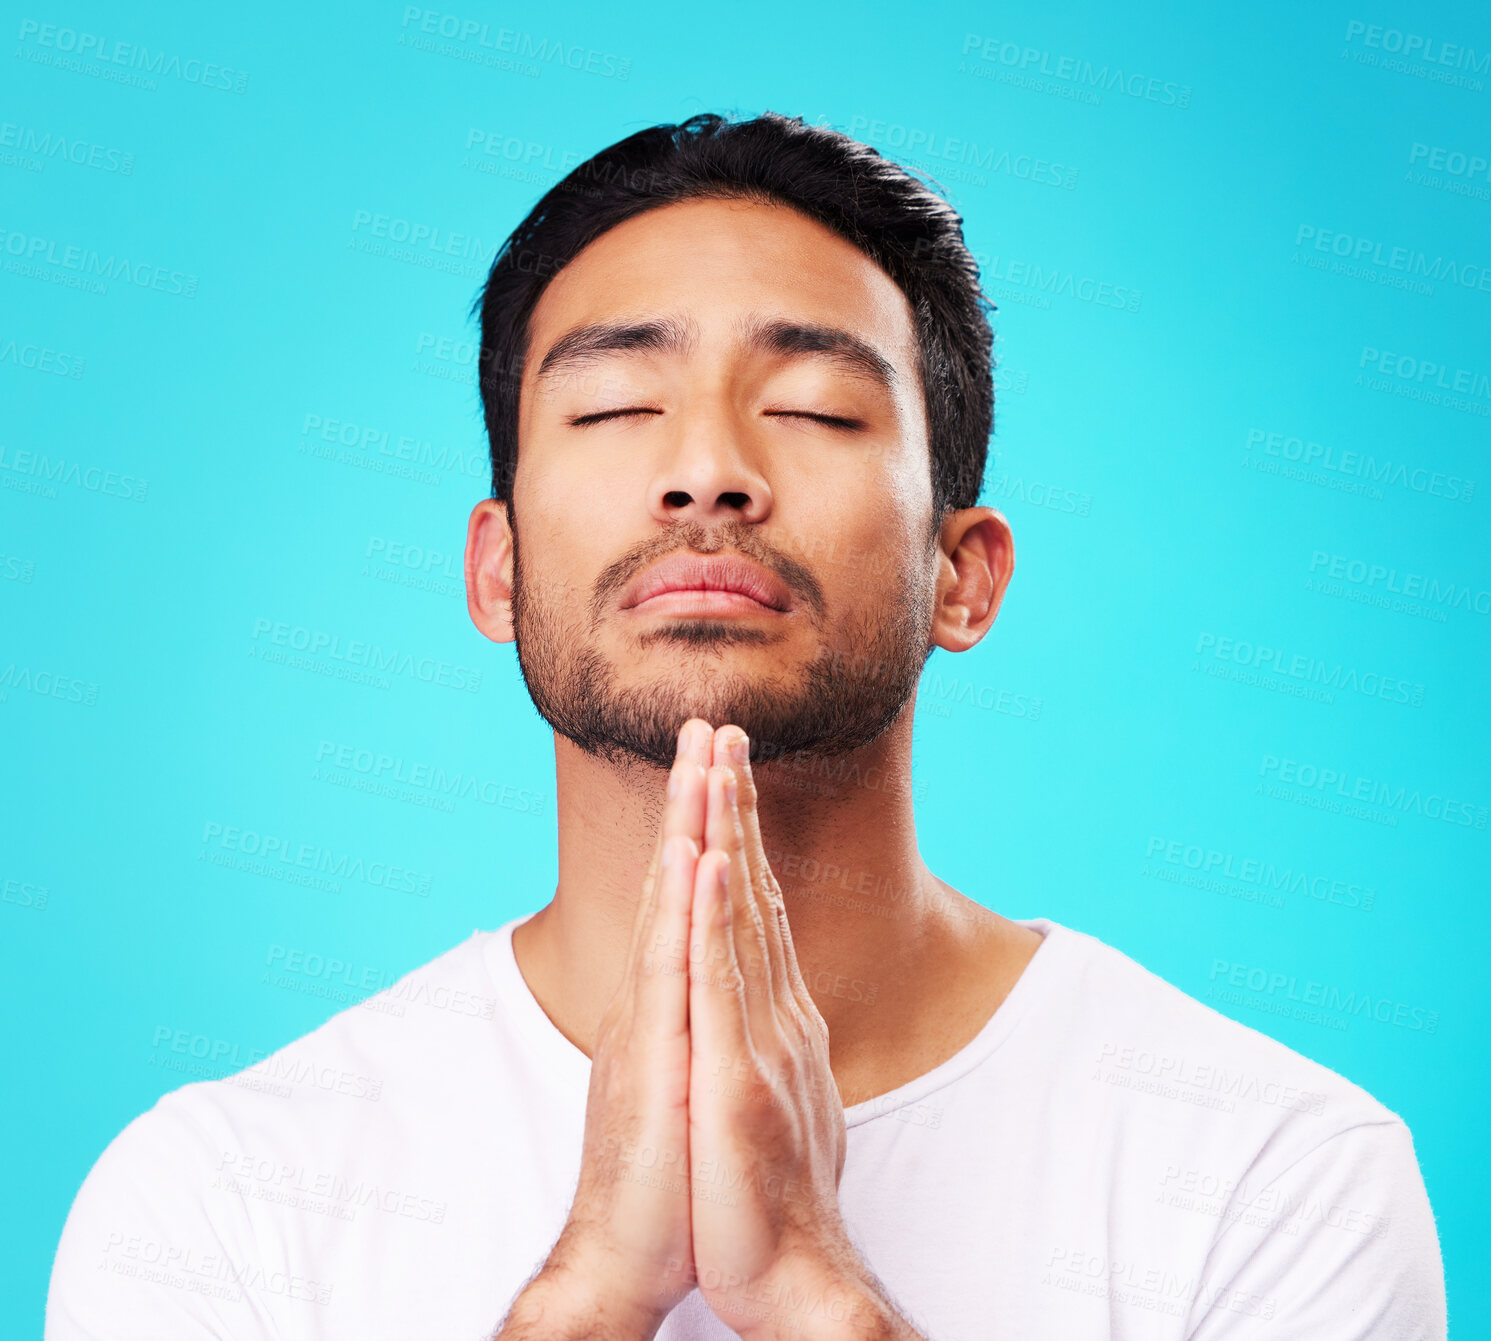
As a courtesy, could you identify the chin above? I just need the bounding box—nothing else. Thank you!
[628,620,784,651]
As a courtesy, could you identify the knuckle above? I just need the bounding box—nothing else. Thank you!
[786,1008,815,1049]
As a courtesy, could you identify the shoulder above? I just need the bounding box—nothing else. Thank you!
[1031,922,1445,1333]
[1037,919,1403,1131]
[192,928,504,1119]
[47,929,508,1338]
[115,926,504,1154]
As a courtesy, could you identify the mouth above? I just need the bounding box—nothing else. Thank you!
[628,588,780,614]
[620,553,793,615]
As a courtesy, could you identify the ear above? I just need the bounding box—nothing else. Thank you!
[465,498,516,644]
[929,507,1014,654]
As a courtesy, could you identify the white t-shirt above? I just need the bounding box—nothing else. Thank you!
[46,915,1447,1340]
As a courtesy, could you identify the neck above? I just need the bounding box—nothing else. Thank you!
[512,708,973,1074]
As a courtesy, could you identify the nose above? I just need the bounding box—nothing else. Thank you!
[647,407,773,527]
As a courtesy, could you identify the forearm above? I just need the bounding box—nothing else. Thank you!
[495,1263,665,1341]
[736,1257,929,1341]
[827,1290,928,1341]
[807,1277,928,1341]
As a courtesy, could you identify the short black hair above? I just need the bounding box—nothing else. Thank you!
[471,111,995,528]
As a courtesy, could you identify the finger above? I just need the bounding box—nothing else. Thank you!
[681,715,715,772]
[775,897,823,1041]
[689,848,751,1076]
[637,722,711,971]
[634,834,698,1039]
[623,726,701,988]
[666,719,710,863]
[623,818,668,972]
[705,763,776,1042]
[716,727,800,1014]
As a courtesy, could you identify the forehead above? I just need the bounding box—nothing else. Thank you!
[524,196,920,370]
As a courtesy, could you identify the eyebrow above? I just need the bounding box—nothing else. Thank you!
[535,316,696,383]
[533,314,899,394]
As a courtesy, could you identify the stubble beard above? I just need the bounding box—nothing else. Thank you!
[506,511,937,772]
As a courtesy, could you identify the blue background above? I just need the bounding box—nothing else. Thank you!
[4,1,1487,1334]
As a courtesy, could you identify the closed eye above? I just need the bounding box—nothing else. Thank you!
[565,408,865,430]
[765,411,866,430]
[565,407,663,427]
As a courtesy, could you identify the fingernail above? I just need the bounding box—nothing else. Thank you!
[676,723,689,757]
[716,859,729,891]
[729,733,749,765]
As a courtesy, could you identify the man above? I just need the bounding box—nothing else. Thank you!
[48,113,1446,1339]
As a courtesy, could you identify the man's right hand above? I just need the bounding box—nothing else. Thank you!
[501,720,714,1339]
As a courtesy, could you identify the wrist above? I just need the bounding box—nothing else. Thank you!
[508,1258,671,1341]
[733,1256,897,1341]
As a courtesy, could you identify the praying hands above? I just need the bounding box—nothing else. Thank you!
[498,718,926,1340]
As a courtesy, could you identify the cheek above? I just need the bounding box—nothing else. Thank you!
[873,431,933,514]
[806,449,917,543]
[512,493,578,591]
[518,426,617,527]
[523,422,656,521]
[781,497,896,596]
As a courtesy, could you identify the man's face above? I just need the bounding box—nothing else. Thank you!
[507,195,940,770]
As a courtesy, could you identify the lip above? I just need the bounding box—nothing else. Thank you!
[620,553,792,613]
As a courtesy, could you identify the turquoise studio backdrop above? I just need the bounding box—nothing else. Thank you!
[4,0,1488,1334]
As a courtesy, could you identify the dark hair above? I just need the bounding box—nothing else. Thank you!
[471,111,995,528]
